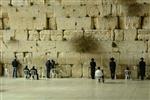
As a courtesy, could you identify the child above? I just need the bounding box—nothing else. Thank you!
[95,67,104,83]
[124,67,131,80]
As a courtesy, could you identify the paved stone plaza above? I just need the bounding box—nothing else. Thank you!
[0,78,150,100]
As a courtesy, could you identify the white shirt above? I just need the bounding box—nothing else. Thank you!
[95,69,103,77]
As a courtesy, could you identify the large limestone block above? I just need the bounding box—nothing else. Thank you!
[11,0,28,6]
[56,17,75,30]
[114,29,124,41]
[29,0,45,5]
[86,5,100,17]
[124,29,137,41]
[0,0,10,5]
[143,17,150,29]
[63,30,83,41]
[44,51,57,60]
[2,41,19,52]
[82,61,90,78]
[98,41,113,53]
[54,5,86,17]
[0,19,3,29]
[23,52,33,65]
[18,41,37,52]
[118,41,147,53]
[36,41,56,52]
[72,64,82,78]
[97,17,118,30]
[82,0,102,5]
[57,65,72,78]
[3,52,15,64]
[40,30,51,41]
[3,17,10,30]
[148,41,150,53]
[120,17,141,29]
[14,30,27,41]
[50,30,62,41]
[56,41,73,52]
[112,4,128,16]
[49,17,57,30]
[61,0,82,5]
[15,52,24,64]
[75,17,91,30]
[85,30,113,41]
[65,52,81,64]
[28,30,39,41]
[138,29,150,41]
[2,30,15,41]
[98,4,111,16]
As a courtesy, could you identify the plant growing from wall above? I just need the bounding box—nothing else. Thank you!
[72,35,98,53]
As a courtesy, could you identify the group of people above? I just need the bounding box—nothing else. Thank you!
[90,57,146,83]
[11,57,56,80]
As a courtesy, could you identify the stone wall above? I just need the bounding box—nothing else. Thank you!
[0,0,150,78]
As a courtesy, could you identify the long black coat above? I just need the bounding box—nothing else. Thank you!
[139,61,146,76]
[12,59,19,68]
[109,61,116,72]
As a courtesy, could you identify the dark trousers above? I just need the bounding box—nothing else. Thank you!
[13,67,17,78]
[140,71,145,80]
[91,70,95,79]
[46,69,51,78]
[111,71,115,79]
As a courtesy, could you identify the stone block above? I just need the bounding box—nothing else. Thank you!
[2,30,15,41]
[57,64,72,78]
[97,17,118,30]
[14,30,28,41]
[112,4,128,16]
[124,29,137,41]
[18,41,36,52]
[3,52,15,64]
[75,17,91,30]
[54,5,86,17]
[98,4,111,16]
[56,17,75,30]
[143,17,150,29]
[138,29,150,41]
[85,30,113,41]
[56,41,73,52]
[82,61,90,78]
[3,17,10,29]
[28,30,39,41]
[65,52,81,64]
[36,41,56,52]
[29,0,45,5]
[49,17,57,30]
[0,19,3,29]
[86,5,100,17]
[50,30,62,41]
[63,30,83,41]
[23,52,33,65]
[114,29,124,41]
[39,30,51,41]
[81,0,102,5]
[118,41,147,53]
[148,41,150,53]
[119,17,141,29]
[72,64,82,78]
[0,0,10,5]
[61,0,82,5]
[11,0,28,6]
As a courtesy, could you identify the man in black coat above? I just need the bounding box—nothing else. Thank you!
[12,58,19,78]
[109,57,116,79]
[45,60,52,78]
[90,58,96,79]
[139,57,146,80]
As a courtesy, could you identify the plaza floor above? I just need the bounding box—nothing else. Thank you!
[0,78,150,100]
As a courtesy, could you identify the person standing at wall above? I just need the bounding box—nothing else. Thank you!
[90,58,96,79]
[139,57,146,80]
[12,58,19,78]
[45,59,52,78]
[109,57,116,80]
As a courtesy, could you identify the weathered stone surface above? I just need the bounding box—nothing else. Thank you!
[114,29,124,41]
[72,64,82,78]
[56,17,75,30]
[50,30,62,41]
[0,19,3,29]
[49,17,57,30]
[124,29,137,41]
[63,30,83,41]
[143,17,150,29]
[14,30,27,41]
[28,30,39,41]
[138,29,150,41]
[39,30,51,41]
[85,30,113,41]
[120,17,141,29]
[2,30,15,41]
[97,17,118,30]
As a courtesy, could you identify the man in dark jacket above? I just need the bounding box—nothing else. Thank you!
[12,58,19,78]
[109,57,116,79]
[139,57,146,80]
[90,58,96,79]
[45,60,52,78]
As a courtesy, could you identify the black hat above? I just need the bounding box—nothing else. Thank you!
[140,57,144,60]
[110,57,114,60]
[91,58,94,60]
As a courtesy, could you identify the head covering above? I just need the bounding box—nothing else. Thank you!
[140,57,144,60]
[91,58,94,60]
[110,57,114,60]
